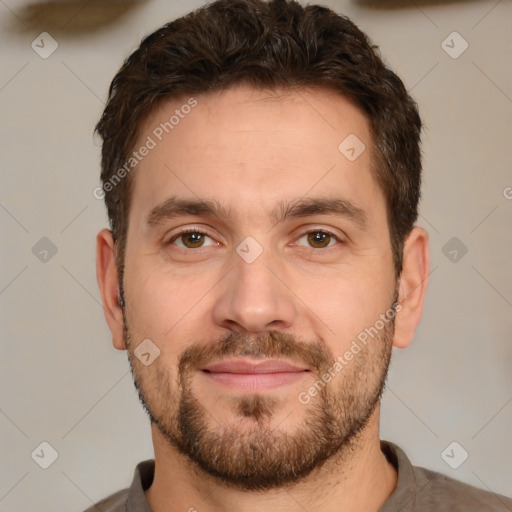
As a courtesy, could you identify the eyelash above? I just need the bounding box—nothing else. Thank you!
[166,227,344,250]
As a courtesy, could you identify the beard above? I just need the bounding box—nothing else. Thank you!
[122,294,398,491]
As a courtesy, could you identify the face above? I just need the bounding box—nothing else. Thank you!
[120,85,399,490]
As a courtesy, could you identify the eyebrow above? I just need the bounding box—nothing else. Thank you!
[146,195,368,231]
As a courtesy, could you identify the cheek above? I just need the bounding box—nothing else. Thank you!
[123,266,178,346]
[310,279,370,343]
[124,265,214,358]
[303,264,394,350]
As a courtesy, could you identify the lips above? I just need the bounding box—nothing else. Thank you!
[200,358,310,391]
[202,359,308,374]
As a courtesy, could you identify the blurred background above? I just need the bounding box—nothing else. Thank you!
[1,0,511,510]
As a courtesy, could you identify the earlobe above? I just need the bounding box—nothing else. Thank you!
[393,227,430,349]
[96,228,126,350]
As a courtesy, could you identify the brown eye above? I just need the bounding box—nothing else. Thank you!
[181,232,205,248]
[293,228,345,250]
[298,230,341,249]
[169,230,216,249]
[306,231,332,248]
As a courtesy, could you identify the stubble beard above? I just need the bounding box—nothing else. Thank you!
[123,302,396,491]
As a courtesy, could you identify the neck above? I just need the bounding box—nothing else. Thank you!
[145,405,397,512]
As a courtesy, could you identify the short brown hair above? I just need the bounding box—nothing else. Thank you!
[95,0,422,282]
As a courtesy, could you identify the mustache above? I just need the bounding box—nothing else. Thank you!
[178,330,335,377]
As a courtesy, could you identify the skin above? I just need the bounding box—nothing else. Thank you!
[97,84,429,512]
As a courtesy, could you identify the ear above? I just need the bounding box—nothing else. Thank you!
[96,228,126,350]
[393,226,430,349]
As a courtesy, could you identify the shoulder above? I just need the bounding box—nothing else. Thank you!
[412,465,512,511]
[380,441,512,511]
[81,488,129,512]
[80,459,154,512]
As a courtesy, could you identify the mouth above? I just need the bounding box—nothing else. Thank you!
[200,358,311,391]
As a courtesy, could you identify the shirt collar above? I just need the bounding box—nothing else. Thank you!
[378,440,419,512]
[126,459,155,512]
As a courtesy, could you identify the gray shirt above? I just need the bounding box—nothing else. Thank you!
[83,441,512,511]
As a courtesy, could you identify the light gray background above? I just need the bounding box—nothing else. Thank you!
[1,0,511,510]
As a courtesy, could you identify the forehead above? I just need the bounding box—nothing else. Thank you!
[129,84,385,229]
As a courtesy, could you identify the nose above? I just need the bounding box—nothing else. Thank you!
[211,243,298,334]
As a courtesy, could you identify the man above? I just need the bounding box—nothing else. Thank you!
[90,0,512,510]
